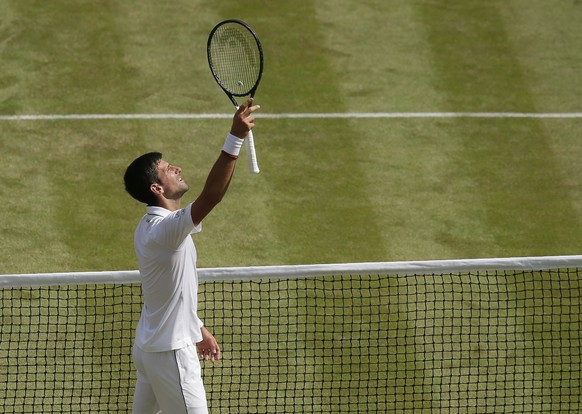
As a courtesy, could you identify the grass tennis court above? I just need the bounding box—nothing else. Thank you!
[1,0,581,273]
[1,1,582,413]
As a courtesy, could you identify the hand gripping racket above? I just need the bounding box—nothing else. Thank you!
[207,19,264,174]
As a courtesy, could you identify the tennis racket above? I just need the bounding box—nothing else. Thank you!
[207,19,264,174]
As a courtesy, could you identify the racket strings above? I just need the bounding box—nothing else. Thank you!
[209,25,261,95]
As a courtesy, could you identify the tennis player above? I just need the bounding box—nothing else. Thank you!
[123,98,260,414]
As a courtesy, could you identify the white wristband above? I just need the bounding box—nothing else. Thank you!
[222,133,244,158]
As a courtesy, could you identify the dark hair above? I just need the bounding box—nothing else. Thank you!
[124,152,162,205]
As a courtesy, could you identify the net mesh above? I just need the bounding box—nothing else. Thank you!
[1,262,581,413]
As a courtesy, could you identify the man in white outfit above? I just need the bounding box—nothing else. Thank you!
[123,98,260,413]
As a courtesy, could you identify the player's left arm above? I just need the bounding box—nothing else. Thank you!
[197,326,221,361]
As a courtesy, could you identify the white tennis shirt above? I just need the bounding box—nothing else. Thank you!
[133,203,204,352]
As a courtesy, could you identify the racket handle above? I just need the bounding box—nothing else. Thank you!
[246,129,260,174]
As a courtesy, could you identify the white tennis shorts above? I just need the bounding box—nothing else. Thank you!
[132,343,208,414]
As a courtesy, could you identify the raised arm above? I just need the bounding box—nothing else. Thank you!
[190,98,260,225]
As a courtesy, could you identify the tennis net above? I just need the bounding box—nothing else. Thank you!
[1,256,581,413]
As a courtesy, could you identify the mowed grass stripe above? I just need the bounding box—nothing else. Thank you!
[417,2,582,257]
[207,2,389,264]
[7,1,136,115]
[21,3,146,270]
[0,2,152,272]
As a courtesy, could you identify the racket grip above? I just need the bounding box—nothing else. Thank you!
[246,129,260,174]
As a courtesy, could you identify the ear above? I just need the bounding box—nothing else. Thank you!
[150,183,164,196]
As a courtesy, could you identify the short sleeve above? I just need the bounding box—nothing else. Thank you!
[149,203,202,249]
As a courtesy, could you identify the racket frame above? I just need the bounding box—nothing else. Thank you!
[207,19,263,174]
[207,18,264,105]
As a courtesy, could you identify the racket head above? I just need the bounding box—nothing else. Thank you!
[207,19,264,100]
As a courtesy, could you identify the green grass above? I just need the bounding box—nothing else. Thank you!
[1,1,582,273]
[2,3,582,412]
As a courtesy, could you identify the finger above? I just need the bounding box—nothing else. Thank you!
[247,104,261,114]
[238,98,253,112]
[198,347,209,360]
[198,348,220,361]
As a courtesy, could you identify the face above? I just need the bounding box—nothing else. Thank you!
[153,159,189,200]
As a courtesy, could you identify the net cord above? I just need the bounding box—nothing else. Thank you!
[1,255,581,288]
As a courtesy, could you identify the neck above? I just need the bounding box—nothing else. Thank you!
[155,198,181,211]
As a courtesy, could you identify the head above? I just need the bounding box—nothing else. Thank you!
[124,152,189,206]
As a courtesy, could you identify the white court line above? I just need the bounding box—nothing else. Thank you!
[0,112,581,121]
[261,112,582,119]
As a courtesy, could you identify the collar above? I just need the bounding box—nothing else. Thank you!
[146,205,172,218]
